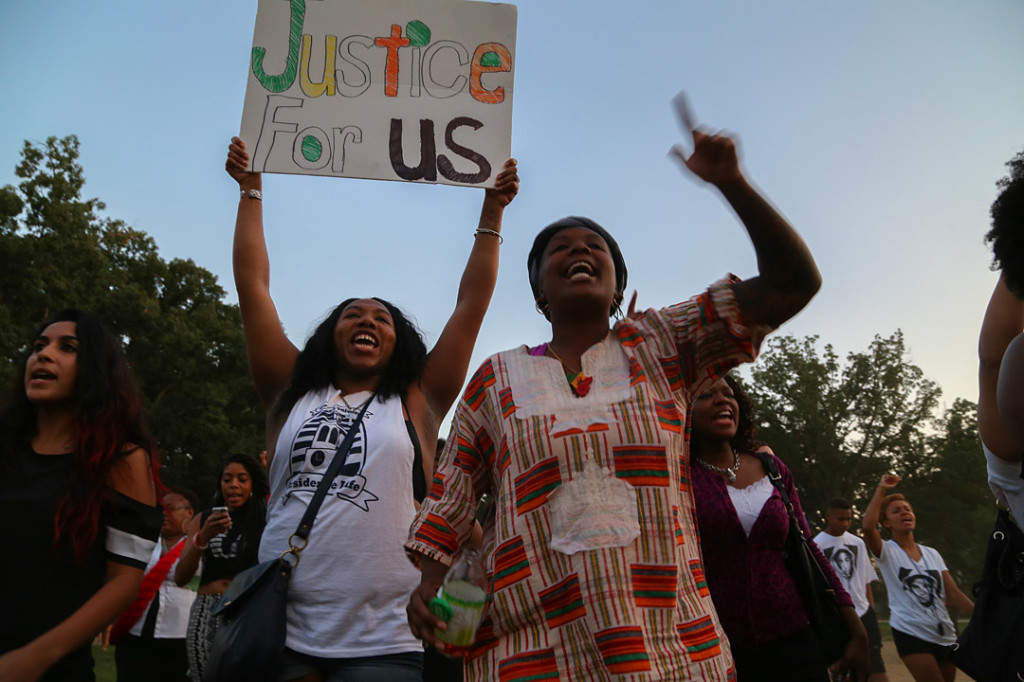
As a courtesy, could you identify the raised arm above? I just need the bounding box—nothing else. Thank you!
[978,275,1024,460]
[862,474,899,557]
[669,94,821,329]
[226,138,299,409]
[418,159,519,417]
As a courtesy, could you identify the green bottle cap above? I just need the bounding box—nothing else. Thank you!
[429,596,453,622]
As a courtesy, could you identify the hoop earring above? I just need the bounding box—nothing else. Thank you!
[535,299,550,316]
[610,292,624,318]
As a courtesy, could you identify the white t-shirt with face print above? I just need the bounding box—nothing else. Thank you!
[873,539,955,645]
[813,531,875,617]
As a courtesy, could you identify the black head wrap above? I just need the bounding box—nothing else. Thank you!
[527,216,628,320]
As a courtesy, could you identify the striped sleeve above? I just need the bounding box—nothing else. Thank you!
[406,362,495,566]
[105,492,162,569]
[654,275,769,394]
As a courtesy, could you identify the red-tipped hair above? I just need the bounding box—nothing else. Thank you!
[0,309,160,564]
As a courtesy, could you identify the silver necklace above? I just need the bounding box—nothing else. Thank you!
[697,449,741,483]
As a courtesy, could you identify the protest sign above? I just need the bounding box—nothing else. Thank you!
[240,0,517,188]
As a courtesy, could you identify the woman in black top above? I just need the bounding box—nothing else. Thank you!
[174,453,268,681]
[0,309,162,681]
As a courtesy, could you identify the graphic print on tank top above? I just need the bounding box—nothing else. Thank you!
[282,402,379,510]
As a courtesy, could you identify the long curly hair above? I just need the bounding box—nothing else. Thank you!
[0,309,159,563]
[985,150,1024,297]
[273,297,427,420]
[210,453,268,547]
[689,373,760,456]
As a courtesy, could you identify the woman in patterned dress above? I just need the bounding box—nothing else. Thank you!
[406,95,823,681]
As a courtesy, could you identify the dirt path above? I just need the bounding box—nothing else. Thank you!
[880,640,975,682]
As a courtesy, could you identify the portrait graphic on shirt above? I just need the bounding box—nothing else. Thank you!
[897,567,942,608]
[822,544,857,589]
[283,403,379,510]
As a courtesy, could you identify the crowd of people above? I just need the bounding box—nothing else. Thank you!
[0,94,1019,682]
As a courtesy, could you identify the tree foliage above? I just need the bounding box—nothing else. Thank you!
[0,135,264,496]
[745,332,990,587]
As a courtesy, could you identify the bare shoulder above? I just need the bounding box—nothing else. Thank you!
[109,445,157,506]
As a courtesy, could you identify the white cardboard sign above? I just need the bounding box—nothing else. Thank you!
[240,0,517,188]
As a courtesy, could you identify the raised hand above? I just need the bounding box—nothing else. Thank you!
[225,137,260,189]
[626,291,640,320]
[668,92,743,188]
[878,473,900,490]
[484,158,519,208]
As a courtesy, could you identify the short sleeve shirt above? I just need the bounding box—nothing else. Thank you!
[813,531,875,617]
[873,540,955,645]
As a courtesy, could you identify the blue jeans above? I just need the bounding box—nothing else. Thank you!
[278,649,423,682]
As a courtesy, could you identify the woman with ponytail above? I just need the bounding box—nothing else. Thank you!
[0,308,163,681]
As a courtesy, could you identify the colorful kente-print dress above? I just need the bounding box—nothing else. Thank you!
[407,277,767,681]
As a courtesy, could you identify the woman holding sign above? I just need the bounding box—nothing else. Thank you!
[405,95,830,681]
[225,137,517,681]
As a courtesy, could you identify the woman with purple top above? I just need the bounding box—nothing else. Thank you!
[690,373,868,682]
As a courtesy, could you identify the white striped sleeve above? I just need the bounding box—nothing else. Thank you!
[105,492,162,569]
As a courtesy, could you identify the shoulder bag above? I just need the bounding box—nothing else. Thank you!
[203,396,373,682]
[952,507,1024,682]
[757,451,850,663]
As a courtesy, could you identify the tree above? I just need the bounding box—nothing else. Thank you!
[0,135,264,493]
[745,332,989,589]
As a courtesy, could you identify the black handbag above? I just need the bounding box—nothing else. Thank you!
[952,508,1024,682]
[203,396,373,682]
[758,452,850,663]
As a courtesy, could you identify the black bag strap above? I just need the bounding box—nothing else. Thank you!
[291,395,373,543]
[757,451,843,599]
[756,450,810,543]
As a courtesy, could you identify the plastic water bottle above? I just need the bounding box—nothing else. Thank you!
[428,547,488,649]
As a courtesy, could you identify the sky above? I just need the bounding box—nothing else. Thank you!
[1,0,1022,427]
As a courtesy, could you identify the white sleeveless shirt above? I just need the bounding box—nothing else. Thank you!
[259,388,421,657]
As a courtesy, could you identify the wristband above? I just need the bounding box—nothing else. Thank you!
[240,188,262,201]
[475,228,503,244]
[192,532,208,550]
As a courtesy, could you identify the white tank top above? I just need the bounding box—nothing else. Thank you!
[259,388,421,657]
